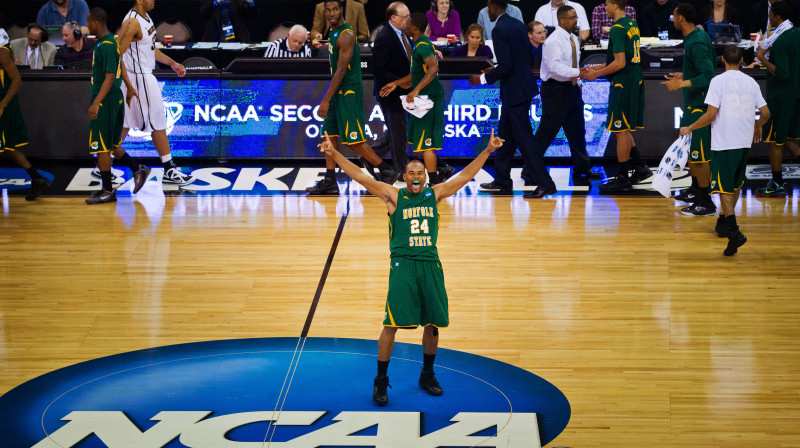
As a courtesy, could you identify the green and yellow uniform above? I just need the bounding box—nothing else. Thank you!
[384,187,448,328]
[763,26,800,144]
[321,23,367,145]
[407,35,445,152]
[605,17,644,132]
[89,32,124,155]
[0,44,29,152]
[681,29,715,163]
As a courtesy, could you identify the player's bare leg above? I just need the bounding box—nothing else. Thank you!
[422,150,440,185]
[374,326,398,406]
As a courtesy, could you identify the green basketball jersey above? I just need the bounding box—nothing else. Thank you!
[682,29,716,109]
[328,23,362,86]
[91,32,121,100]
[411,36,444,97]
[766,27,800,100]
[389,187,440,261]
[607,17,641,73]
[0,44,13,96]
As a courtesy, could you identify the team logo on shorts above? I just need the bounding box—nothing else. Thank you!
[91,141,99,150]
[425,138,432,146]
[691,151,699,159]
[614,120,622,128]
[711,180,717,189]
[349,131,358,140]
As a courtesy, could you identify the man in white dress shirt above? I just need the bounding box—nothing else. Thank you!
[534,0,590,41]
[537,5,598,182]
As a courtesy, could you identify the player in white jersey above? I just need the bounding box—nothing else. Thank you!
[116,0,194,185]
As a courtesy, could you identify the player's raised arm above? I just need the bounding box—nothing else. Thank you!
[318,133,399,206]
[433,129,503,201]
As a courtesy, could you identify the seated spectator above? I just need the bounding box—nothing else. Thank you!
[54,21,94,68]
[477,0,523,41]
[10,24,56,69]
[200,0,258,43]
[535,0,590,41]
[591,0,637,41]
[527,20,546,68]
[264,24,311,57]
[427,0,462,42]
[311,0,369,41]
[639,0,681,38]
[449,23,493,58]
[36,0,90,36]
[701,0,743,41]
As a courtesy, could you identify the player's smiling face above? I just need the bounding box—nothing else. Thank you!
[403,162,426,194]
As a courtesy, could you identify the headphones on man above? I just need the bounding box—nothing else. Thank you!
[67,21,82,40]
[27,23,49,42]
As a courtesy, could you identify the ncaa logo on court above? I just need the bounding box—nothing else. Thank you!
[0,338,570,448]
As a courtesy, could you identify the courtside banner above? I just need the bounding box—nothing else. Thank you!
[0,338,571,448]
[121,78,612,159]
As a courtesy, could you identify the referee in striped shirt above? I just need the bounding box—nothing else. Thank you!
[263,25,312,58]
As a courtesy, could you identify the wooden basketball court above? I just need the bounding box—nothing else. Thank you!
[2,188,800,447]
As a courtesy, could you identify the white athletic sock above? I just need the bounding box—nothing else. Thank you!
[160,154,172,164]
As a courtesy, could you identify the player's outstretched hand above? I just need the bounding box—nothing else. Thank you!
[662,73,683,91]
[318,132,337,156]
[380,82,397,97]
[486,129,504,151]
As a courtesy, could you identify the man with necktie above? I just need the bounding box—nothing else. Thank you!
[537,5,600,185]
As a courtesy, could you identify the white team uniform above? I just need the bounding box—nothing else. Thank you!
[121,9,167,133]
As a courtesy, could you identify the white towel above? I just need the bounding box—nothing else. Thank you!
[0,29,9,47]
[652,134,691,198]
[761,19,792,58]
[400,95,433,118]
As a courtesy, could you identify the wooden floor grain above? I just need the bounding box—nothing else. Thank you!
[2,190,799,447]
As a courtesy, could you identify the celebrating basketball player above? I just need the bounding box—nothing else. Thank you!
[307,0,399,195]
[116,0,194,186]
[318,129,503,406]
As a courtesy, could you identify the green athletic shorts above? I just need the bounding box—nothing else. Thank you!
[0,97,29,152]
[682,106,710,163]
[89,89,124,155]
[710,148,749,194]
[322,83,367,145]
[383,257,449,328]
[763,97,800,145]
[606,69,645,133]
[407,96,444,152]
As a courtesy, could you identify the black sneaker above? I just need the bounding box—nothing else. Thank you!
[715,214,729,238]
[724,230,747,256]
[25,177,51,201]
[132,165,151,194]
[358,156,379,181]
[428,171,442,186]
[380,168,400,185]
[373,375,391,406]
[680,201,717,216]
[629,165,653,184]
[479,181,512,194]
[438,164,456,181]
[85,189,117,205]
[674,187,698,204]
[418,369,443,396]
[306,178,340,195]
[599,175,632,193]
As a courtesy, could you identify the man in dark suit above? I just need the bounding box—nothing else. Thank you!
[470,0,556,198]
[371,2,412,176]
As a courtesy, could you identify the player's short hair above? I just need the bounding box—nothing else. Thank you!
[323,0,342,8]
[488,0,509,9]
[721,44,743,65]
[557,5,575,20]
[608,0,628,8]
[87,7,107,25]
[674,3,696,24]
[408,12,428,33]
[405,159,425,172]
[771,1,791,21]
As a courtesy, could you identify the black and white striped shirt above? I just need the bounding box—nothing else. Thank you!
[263,38,311,58]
